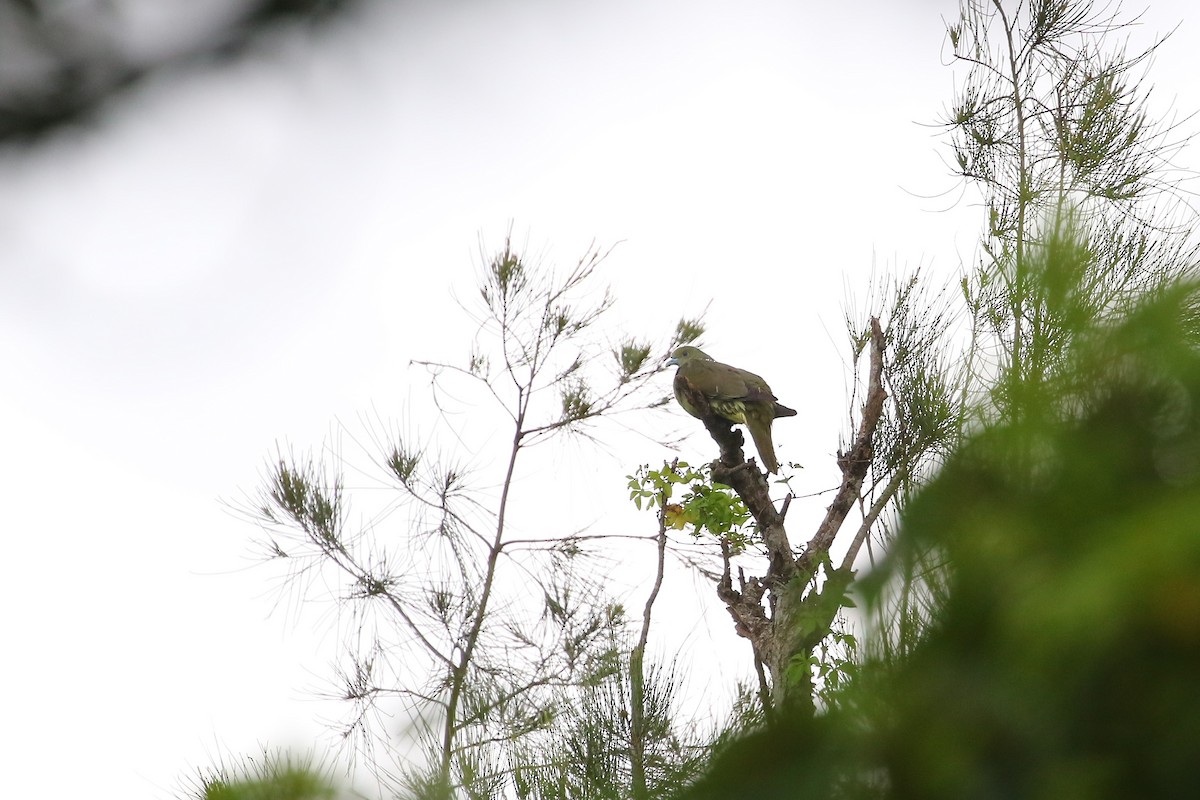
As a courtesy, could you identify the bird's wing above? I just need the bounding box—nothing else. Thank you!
[689,361,754,401]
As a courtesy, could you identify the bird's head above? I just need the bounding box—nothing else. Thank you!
[666,345,713,368]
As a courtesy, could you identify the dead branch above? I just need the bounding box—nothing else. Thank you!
[799,316,887,572]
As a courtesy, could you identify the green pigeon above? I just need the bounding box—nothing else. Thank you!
[667,345,797,473]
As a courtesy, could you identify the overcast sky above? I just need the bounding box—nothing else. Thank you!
[3,1,1199,797]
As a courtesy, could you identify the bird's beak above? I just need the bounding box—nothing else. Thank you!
[666,357,679,367]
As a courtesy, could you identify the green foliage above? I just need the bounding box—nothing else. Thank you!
[561,378,595,423]
[673,713,871,800]
[203,770,334,800]
[625,462,697,511]
[512,659,718,800]
[778,557,859,710]
[216,2,1200,795]
[237,234,705,798]
[796,564,856,649]
[263,458,343,548]
[680,224,1200,798]
[481,248,529,309]
[626,461,752,550]
[946,0,1196,419]
[810,622,858,712]
[386,442,421,485]
[863,279,1200,799]
[850,270,964,486]
[848,0,1200,685]
[671,318,705,349]
[616,339,654,382]
[186,751,338,800]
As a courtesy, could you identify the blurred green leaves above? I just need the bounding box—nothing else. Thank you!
[189,751,338,800]
[680,224,1200,798]
[867,275,1200,799]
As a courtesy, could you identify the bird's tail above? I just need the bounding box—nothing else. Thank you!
[773,402,798,419]
[746,409,781,474]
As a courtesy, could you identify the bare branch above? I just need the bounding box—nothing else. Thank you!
[800,317,887,571]
[839,470,905,573]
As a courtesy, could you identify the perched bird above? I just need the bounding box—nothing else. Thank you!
[667,345,797,473]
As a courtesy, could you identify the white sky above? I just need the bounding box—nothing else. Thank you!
[2,1,1198,797]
